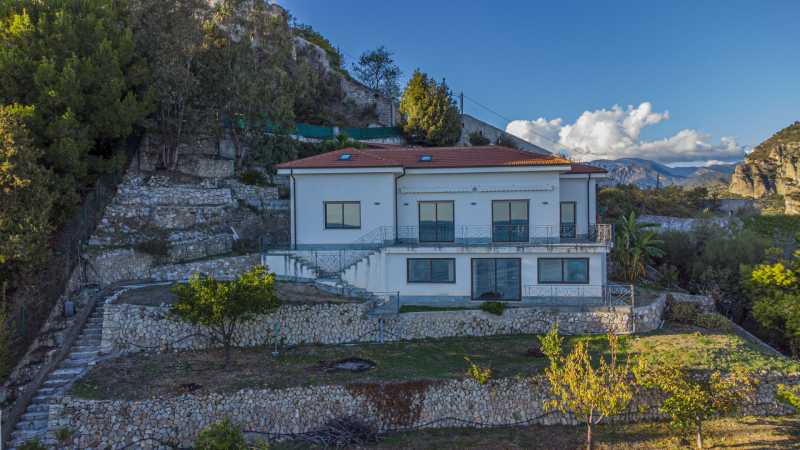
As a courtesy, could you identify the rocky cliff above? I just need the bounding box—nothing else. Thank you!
[729,122,800,214]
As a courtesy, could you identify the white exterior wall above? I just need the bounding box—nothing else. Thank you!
[559,178,589,235]
[397,171,560,240]
[342,246,608,301]
[292,172,395,246]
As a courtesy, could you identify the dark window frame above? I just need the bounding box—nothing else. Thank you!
[407,258,457,284]
[537,257,590,284]
[323,201,361,229]
[560,201,577,238]
[491,199,530,243]
[418,200,455,243]
[470,258,522,301]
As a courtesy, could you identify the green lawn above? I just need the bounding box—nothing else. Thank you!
[70,322,799,401]
[272,417,800,450]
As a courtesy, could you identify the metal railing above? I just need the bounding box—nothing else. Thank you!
[524,283,634,307]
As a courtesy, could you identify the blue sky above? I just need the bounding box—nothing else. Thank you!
[280,0,799,165]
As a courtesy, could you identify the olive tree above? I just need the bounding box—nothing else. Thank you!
[540,325,637,450]
[172,265,279,367]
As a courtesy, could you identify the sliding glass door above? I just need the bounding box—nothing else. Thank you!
[492,200,529,243]
[419,201,454,242]
[471,258,521,301]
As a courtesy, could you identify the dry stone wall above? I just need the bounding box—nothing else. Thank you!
[51,373,799,449]
[100,293,668,354]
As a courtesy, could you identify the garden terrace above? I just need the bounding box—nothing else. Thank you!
[70,322,800,401]
[114,281,360,307]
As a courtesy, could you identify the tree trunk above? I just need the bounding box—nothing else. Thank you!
[696,421,703,449]
[586,423,593,450]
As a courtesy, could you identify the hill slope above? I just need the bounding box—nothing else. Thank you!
[729,121,800,213]
[590,158,736,188]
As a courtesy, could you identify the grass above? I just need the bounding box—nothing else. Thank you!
[70,322,800,401]
[271,417,800,449]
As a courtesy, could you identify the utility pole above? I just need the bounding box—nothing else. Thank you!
[460,91,464,116]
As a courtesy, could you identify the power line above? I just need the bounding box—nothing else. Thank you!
[460,93,562,151]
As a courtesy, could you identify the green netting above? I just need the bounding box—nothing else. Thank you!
[341,126,403,140]
[225,117,401,140]
[294,122,335,139]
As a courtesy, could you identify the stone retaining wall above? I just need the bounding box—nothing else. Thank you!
[51,373,799,449]
[101,293,668,354]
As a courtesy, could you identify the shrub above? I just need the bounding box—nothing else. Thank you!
[17,440,47,450]
[480,301,505,316]
[665,299,700,324]
[134,239,171,259]
[464,357,492,385]
[0,295,9,381]
[468,131,490,146]
[238,169,269,187]
[232,238,259,255]
[195,417,269,450]
[55,427,74,444]
[694,313,732,331]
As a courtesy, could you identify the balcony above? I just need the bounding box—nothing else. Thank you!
[263,223,613,253]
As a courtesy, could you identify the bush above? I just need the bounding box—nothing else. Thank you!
[0,296,9,381]
[468,131,490,146]
[480,301,505,316]
[17,440,47,450]
[195,417,268,450]
[665,299,700,324]
[695,313,732,331]
[464,356,492,385]
[134,239,171,259]
[239,169,269,187]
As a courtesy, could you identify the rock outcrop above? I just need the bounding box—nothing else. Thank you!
[729,122,800,213]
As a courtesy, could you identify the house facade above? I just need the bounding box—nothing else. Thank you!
[266,145,625,307]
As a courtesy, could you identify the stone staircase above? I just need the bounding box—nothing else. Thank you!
[8,304,106,450]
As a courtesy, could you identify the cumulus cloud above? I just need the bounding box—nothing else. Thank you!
[506,102,744,164]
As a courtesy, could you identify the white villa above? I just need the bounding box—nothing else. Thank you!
[264,145,628,308]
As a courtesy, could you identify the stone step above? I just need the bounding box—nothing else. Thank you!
[70,350,99,359]
[36,387,59,396]
[22,411,49,421]
[11,428,46,441]
[76,336,102,344]
[15,419,48,431]
[53,366,85,377]
[30,394,55,404]
[43,378,69,388]
[60,358,92,369]
[72,343,100,351]
[26,404,49,414]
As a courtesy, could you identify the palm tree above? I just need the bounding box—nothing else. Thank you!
[614,212,665,283]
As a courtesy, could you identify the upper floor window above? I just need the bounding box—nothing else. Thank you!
[492,200,529,242]
[419,201,454,242]
[324,201,360,229]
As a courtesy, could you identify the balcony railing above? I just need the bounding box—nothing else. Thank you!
[263,223,613,252]
[524,283,634,307]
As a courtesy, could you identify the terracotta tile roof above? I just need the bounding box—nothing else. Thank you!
[275,146,571,170]
[567,163,608,174]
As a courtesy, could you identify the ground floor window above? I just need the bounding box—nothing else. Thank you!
[471,258,521,301]
[324,201,360,229]
[538,258,589,284]
[407,258,456,283]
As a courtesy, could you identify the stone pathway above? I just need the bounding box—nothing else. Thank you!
[8,303,105,450]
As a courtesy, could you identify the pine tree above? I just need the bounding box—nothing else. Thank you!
[399,69,461,146]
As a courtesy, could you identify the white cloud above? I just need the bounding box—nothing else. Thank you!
[506,102,745,164]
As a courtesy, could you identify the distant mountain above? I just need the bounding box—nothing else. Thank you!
[589,158,738,188]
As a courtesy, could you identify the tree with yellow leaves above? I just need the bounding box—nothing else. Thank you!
[540,325,636,450]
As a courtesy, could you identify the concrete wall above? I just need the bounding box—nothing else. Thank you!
[292,172,396,245]
[397,171,562,240]
[458,114,550,155]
